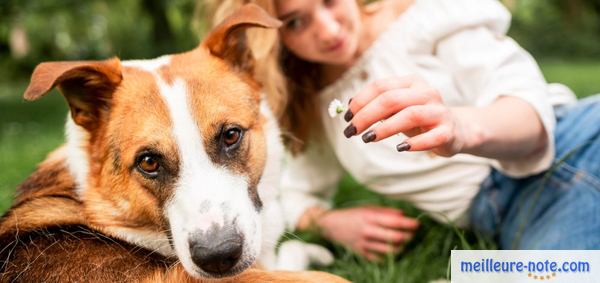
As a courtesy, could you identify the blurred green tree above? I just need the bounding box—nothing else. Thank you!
[508,0,600,59]
[0,0,599,81]
[0,0,206,79]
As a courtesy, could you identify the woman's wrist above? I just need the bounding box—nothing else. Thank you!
[449,97,547,159]
[449,106,488,155]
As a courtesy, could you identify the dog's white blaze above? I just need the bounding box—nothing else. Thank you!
[156,77,260,277]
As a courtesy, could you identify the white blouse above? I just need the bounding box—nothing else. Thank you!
[279,0,576,228]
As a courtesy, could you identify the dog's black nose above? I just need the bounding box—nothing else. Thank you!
[189,228,244,274]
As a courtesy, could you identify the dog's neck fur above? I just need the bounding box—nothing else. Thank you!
[65,118,90,198]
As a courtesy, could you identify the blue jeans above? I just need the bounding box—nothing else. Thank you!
[469,95,600,249]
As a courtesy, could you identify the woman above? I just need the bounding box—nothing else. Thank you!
[208,0,600,260]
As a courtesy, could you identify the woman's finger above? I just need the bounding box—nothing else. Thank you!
[363,240,404,256]
[362,104,444,142]
[363,225,412,244]
[346,89,431,137]
[401,125,454,153]
[347,76,417,120]
[370,211,420,231]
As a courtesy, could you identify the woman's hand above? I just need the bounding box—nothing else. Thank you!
[343,75,466,157]
[343,75,548,160]
[315,206,419,261]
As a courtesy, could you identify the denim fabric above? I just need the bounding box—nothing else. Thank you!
[469,95,600,249]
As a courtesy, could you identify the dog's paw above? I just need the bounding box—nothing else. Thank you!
[276,240,334,271]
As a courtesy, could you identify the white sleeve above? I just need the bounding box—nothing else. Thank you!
[280,142,344,230]
[436,26,555,177]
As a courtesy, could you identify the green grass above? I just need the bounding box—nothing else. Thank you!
[0,60,599,282]
[539,59,600,97]
[293,175,496,283]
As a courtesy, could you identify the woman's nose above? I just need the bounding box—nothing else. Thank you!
[314,8,340,44]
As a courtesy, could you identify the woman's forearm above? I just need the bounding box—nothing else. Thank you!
[453,96,548,160]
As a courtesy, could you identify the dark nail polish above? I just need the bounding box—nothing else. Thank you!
[344,109,354,122]
[362,130,376,143]
[396,142,411,152]
[348,98,353,105]
[344,124,357,138]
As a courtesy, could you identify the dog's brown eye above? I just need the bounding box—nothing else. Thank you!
[138,155,160,175]
[223,128,241,147]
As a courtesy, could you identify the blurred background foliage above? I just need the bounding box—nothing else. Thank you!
[0,0,208,80]
[0,0,599,79]
[507,0,600,58]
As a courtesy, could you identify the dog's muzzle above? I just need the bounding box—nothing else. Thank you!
[188,227,244,275]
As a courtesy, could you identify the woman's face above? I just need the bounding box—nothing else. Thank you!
[276,0,362,66]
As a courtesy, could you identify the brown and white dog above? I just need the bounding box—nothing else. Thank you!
[0,4,344,282]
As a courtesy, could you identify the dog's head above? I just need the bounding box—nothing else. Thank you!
[23,4,281,279]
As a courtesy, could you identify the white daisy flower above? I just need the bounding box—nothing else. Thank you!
[328,99,346,118]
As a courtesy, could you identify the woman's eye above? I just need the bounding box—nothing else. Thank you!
[137,155,160,177]
[222,127,242,148]
[285,17,304,31]
[324,0,335,7]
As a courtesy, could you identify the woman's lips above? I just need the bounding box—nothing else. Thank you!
[325,37,346,53]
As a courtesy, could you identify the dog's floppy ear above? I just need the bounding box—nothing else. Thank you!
[24,58,122,131]
[202,3,281,74]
